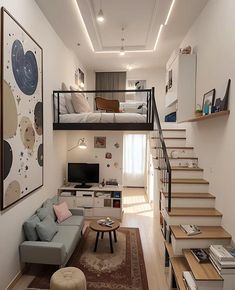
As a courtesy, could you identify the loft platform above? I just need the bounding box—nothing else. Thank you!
[53,88,155,131]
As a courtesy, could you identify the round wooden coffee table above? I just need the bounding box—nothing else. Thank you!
[89,220,120,253]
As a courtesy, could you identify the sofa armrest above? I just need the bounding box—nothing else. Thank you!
[70,208,84,216]
[20,241,66,266]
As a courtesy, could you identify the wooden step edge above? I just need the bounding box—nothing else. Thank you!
[171,167,203,171]
[151,137,186,140]
[154,146,194,149]
[165,241,175,258]
[158,129,186,132]
[170,225,232,240]
[167,208,223,217]
[154,157,198,160]
[183,249,223,281]
[161,178,209,184]
[170,256,190,290]
[162,192,215,199]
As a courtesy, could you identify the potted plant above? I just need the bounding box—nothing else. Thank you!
[195,104,203,117]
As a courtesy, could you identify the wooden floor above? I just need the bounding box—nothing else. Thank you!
[12,187,168,290]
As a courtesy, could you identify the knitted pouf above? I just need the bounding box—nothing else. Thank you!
[50,267,86,290]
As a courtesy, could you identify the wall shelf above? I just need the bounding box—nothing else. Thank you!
[182,110,230,123]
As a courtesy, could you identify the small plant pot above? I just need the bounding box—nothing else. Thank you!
[195,111,203,118]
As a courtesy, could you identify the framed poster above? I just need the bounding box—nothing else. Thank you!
[1,8,43,210]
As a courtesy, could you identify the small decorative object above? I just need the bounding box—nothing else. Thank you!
[1,8,43,210]
[101,179,105,187]
[105,152,112,159]
[214,98,221,112]
[195,104,203,117]
[202,89,215,115]
[114,162,119,168]
[219,79,231,111]
[107,164,110,168]
[114,142,120,149]
[94,136,106,148]
[168,70,172,89]
[180,45,192,54]
[170,150,179,159]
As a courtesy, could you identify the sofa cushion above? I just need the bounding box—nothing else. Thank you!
[23,214,40,241]
[43,196,58,221]
[51,225,79,256]
[36,207,50,221]
[59,215,84,227]
[53,202,72,223]
[36,216,58,242]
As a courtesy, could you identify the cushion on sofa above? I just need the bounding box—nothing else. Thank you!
[59,215,84,227]
[23,214,40,241]
[43,196,58,221]
[53,202,72,223]
[51,225,80,256]
[36,216,58,242]
[36,207,50,221]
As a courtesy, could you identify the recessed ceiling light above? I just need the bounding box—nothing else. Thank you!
[120,46,125,56]
[126,65,132,71]
[97,9,104,22]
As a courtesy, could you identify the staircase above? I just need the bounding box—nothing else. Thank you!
[150,125,234,290]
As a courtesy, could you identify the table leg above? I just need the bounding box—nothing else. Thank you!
[94,232,100,252]
[101,232,104,239]
[113,230,117,242]
[109,231,114,253]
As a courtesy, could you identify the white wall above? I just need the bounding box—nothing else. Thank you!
[0,1,85,289]
[179,0,235,239]
[67,131,123,185]
[127,68,165,121]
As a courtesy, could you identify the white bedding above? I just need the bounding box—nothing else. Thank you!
[59,112,146,123]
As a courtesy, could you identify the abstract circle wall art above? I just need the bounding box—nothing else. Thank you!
[1,8,43,210]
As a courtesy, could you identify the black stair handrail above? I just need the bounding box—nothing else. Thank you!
[151,87,172,212]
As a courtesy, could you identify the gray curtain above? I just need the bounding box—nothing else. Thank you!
[96,72,126,101]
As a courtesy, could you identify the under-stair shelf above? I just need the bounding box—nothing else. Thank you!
[182,110,230,123]
[171,256,190,290]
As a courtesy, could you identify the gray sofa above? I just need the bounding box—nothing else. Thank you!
[19,196,84,266]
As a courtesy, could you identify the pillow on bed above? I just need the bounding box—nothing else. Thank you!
[54,92,68,114]
[62,82,75,113]
[71,88,91,113]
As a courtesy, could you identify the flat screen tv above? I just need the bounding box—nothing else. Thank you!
[68,163,99,188]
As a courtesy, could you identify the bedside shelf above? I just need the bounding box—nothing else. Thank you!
[182,110,230,123]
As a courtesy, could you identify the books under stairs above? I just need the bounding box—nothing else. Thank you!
[151,126,235,290]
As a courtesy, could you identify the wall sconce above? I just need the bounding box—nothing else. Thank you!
[68,138,87,151]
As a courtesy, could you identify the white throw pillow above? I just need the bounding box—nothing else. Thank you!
[54,94,68,114]
[70,86,91,113]
[62,82,75,113]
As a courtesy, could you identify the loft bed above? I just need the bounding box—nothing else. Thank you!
[53,88,154,131]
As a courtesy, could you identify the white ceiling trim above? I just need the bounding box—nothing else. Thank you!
[76,0,175,54]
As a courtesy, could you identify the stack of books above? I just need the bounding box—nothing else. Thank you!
[183,271,197,290]
[209,245,235,274]
[180,224,201,236]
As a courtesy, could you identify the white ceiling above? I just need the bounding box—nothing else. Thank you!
[36,0,208,71]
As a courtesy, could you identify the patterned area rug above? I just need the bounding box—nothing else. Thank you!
[27,227,149,290]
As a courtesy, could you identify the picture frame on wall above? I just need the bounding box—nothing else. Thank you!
[94,137,106,148]
[202,89,215,115]
[1,8,43,210]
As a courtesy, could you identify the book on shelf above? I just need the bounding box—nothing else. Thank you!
[180,224,201,236]
[182,271,197,290]
[209,245,235,262]
[191,248,210,263]
[209,253,235,274]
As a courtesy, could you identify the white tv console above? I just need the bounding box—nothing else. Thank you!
[58,184,123,220]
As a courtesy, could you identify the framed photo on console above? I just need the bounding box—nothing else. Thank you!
[202,89,215,115]
[0,8,43,210]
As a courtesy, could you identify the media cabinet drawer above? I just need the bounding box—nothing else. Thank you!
[76,197,93,207]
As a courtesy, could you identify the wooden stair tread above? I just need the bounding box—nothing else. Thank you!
[171,226,231,240]
[160,129,186,132]
[163,192,215,199]
[167,208,222,217]
[183,249,223,281]
[151,137,186,140]
[155,157,198,160]
[171,166,203,171]
[171,257,190,290]
[155,146,194,149]
[171,178,209,184]
[165,241,175,258]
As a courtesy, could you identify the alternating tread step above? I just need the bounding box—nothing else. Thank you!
[183,249,223,281]
[155,157,198,160]
[171,257,190,290]
[171,166,203,172]
[151,137,186,140]
[155,146,194,149]
[171,178,209,184]
[167,208,222,217]
[163,192,215,199]
[171,226,231,240]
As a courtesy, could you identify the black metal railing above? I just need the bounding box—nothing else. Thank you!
[151,87,172,212]
[53,89,153,125]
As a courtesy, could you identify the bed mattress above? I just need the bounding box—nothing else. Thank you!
[59,112,146,123]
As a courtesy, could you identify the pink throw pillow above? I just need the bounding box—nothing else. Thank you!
[53,202,72,223]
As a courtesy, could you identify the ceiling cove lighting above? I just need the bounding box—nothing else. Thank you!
[153,24,163,51]
[164,0,176,25]
[97,0,105,22]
